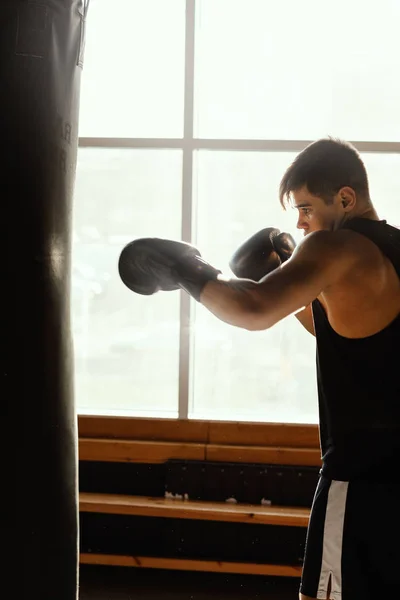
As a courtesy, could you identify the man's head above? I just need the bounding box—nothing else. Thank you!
[279,138,372,235]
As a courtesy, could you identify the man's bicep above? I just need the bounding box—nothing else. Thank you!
[247,258,325,330]
[295,304,315,336]
[203,230,352,333]
[250,234,340,330]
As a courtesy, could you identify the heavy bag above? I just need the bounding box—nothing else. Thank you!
[1,2,89,598]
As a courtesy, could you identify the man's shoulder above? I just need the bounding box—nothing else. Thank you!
[293,227,384,288]
[295,228,374,264]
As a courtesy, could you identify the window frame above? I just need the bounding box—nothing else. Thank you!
[77,0,400,442]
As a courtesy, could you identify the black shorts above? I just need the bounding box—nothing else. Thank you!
[300,475,400,599]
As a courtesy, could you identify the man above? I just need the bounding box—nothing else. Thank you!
[119,138,400,599]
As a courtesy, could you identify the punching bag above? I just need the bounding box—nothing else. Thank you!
[2,2,89,598]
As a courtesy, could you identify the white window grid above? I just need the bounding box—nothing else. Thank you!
[78,0,400,419]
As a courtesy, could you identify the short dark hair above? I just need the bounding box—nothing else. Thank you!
[279,138,370,208]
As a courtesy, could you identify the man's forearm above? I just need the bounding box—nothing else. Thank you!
[199,260,312,332]
[200,276,264,330]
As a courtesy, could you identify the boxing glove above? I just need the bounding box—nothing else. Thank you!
[229,227,296,281]
[118,238,222,301]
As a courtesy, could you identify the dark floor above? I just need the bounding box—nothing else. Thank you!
[79,565,300,600]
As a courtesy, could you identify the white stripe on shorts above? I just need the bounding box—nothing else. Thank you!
[317,480,349,600]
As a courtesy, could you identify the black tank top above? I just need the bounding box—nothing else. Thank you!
[312,218,400,482]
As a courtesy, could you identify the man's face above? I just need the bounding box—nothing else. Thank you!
[291,185,347,236]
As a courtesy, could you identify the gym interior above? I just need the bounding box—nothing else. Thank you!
[9,1,399,599]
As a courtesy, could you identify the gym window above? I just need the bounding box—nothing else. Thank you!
[73,0,400,421]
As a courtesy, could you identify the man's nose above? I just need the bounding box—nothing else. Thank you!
[296,215,307,230]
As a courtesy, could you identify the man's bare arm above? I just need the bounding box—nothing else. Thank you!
[200,230,359,331]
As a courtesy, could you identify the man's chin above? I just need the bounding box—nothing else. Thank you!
[304,227,330,236]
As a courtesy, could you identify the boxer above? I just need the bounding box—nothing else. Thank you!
[119,138,400,599]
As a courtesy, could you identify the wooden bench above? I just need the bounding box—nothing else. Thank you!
[79,438,321,466]
[78,419,319,577]
[80,492,310,527]
[79,492,310,577]
[80,554,303,577]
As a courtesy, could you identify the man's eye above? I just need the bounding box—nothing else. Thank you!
[302,208,311,216]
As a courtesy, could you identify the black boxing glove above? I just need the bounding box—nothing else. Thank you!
[229,227,296,281]
[118,238,222,301]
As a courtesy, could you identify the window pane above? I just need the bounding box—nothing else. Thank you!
[195,0,400,141]
[362,153,400,226]
[190,150,400,423]
[72,149,182,416]
[190,151,317,423]
[79,0,185,138]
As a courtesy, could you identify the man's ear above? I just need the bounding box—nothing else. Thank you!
[337,186,357,212]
